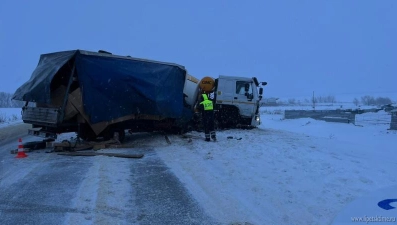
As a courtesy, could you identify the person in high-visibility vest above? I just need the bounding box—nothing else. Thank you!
[198,92,216,141]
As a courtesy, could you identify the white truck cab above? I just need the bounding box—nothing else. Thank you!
[214,75,266,128]
[183,73,266,129]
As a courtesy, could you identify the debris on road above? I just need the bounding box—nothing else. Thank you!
[53,140,93,152]
[57,151,144,159]
[10,148,35,154]
[50,138,139,152]
[164,135,171,144]
[10,137,139,155]
[227,136,242,140]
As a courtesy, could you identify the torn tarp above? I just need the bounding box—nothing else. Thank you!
[13,50,188,124]
[12,50,76,104]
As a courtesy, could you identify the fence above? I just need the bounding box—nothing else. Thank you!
[391,111,397,130]
[355,112,391,126]
[284,110,356,124]
[283,109,397,129]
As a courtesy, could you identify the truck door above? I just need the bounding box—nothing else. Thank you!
[234,81,256,117]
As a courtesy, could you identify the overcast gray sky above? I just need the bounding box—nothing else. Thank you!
[0,0,396,102]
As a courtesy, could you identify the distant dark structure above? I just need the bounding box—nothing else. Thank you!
[261,97,279,106]
[284,109,356,124]
[390,110,397,130]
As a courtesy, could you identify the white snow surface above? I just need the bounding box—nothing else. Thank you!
[2,106,396,224]
[154,109,396,224]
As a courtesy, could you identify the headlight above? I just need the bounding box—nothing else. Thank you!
[255,116,260,121]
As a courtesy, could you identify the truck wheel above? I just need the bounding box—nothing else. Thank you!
[78,125,97,141]
[218,106,240,129]
[239,118,252,126]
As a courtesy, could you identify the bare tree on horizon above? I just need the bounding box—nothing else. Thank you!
[0,92,24,108]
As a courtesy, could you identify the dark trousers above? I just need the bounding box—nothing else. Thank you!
[202,110,216,139]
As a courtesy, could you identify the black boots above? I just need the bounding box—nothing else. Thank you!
[205,134,210,142]
[210,131,216,141]
[205,132,216,141]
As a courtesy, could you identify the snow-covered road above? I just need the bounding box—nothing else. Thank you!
[0,138,215,225]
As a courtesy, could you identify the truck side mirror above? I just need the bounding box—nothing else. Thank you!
[262,82,267,86]
[259,88,263,95]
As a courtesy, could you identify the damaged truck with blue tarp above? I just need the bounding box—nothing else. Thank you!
[13,50,266,142]
[12,50,196,141]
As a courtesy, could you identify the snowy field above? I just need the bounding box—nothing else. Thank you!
[1,106,396,224]
[153,108,396,224]
[262,104,393,127]
[261,103,383,111]
[0,108,22,128]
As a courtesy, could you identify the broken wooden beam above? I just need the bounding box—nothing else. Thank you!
[57,152,144,159]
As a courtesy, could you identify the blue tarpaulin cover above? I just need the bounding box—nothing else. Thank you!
[13,50,187,124]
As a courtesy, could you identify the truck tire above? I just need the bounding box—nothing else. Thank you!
[78,124,97,141]
[239,118,252,126]
[218,106,240,129]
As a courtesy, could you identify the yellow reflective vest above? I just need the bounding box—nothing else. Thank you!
[200,94,213,110]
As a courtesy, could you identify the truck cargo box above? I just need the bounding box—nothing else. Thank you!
[13,50,191,138]
[13,50,188,123]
